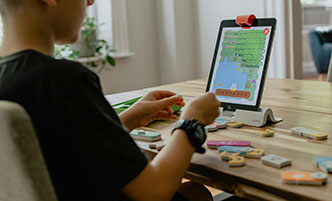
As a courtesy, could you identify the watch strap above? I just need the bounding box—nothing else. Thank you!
[172,119,206,154]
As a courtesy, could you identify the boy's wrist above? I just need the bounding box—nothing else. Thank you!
[172,119,207,154]
[118,109,139,132]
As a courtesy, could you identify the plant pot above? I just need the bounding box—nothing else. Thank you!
[72,29,97,58]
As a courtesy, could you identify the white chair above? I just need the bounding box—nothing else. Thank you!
[0,101,58,201]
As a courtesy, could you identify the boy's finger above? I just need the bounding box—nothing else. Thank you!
[162,107,174,114]
[156,95,182,109]
[175,101,185,107]
[152,90,179,100]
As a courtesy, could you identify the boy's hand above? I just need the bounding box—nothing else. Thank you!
[119,90,185,131]
[180,92,220,125]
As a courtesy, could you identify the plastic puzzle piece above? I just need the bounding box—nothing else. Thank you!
[314,156,332,173]
[205,124,218,132]
[218,146,264,158]
[211,122,226,129]
[149,141,166,151]
[170,105,182,113]
[214,118,230,125]
[207,140,251,149]
[259,129,274,137]
[261,154,292,168]
[112,95,183,114]
[130,130,161,142]
[245,149,264,158]
[226,121,243,128]
[218,146,249,154]
[228,156,245,167]
[220,151,240,161]
[282,172,328,185]
[291,127,328,140]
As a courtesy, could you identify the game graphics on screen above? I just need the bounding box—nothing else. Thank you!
[211,27,271,106]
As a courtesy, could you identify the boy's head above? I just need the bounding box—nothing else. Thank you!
[0,0,95,45]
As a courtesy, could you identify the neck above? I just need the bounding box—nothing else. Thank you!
[0,14,55,57]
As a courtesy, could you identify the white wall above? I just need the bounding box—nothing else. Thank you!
[156,0,198,84]
[98,0,302,95]
[98,0,161,94]
[194,0,266,78]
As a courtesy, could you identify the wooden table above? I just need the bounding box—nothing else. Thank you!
[106,78,332,201]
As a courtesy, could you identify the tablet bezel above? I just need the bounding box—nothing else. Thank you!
[206,18,277,112]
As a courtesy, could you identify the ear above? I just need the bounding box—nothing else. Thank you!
[41,0,57,7]
[88,0,95,6]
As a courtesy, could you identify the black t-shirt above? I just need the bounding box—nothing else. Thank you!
[0,50,148,201]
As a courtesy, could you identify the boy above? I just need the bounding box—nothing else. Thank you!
[0,0,220,201]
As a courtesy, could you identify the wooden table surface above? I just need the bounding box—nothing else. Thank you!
[106,78,332,201]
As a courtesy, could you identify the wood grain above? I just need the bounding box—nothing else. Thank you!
[106,78,332,201]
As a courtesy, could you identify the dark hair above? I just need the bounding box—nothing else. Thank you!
[0,0,22,13]
[0,0,22,5]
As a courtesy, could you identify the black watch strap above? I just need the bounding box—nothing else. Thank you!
[172,119,206,154]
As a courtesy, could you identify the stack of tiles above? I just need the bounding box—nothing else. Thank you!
[218,146,264,158]
[205,124,218,132]
[205,121,227,132]
[207,140,251,149]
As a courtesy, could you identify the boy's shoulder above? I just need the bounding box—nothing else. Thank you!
[27,50,98,84]
[31,50,96,78]
[0,49,100,95]
[0,49,96,79]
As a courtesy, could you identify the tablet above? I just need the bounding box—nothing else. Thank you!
[206,18,276,111]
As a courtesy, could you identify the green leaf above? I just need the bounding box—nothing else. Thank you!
[96,46,103,53]
[91,62,98,67]
[106,55,116,66]
[85,29,93,38]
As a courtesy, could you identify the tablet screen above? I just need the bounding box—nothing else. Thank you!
[208,26,272,107]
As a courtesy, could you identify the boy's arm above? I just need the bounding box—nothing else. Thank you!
[121,92,220,201]
[119,90,184,131]
[121,129,195,201]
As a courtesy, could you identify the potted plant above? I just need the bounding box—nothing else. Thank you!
[55,17,116,72]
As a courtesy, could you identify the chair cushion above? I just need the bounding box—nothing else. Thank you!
[0,101,57,201]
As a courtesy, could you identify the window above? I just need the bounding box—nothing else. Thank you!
[87,0,114,49]
[87,0,132,57]
[0,0,132,57]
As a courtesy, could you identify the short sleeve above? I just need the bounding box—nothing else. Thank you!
[54,68,148,199]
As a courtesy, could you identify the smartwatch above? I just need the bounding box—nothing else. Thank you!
[172,119,207,154]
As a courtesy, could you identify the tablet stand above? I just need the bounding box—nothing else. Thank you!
[219,107,283,127]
